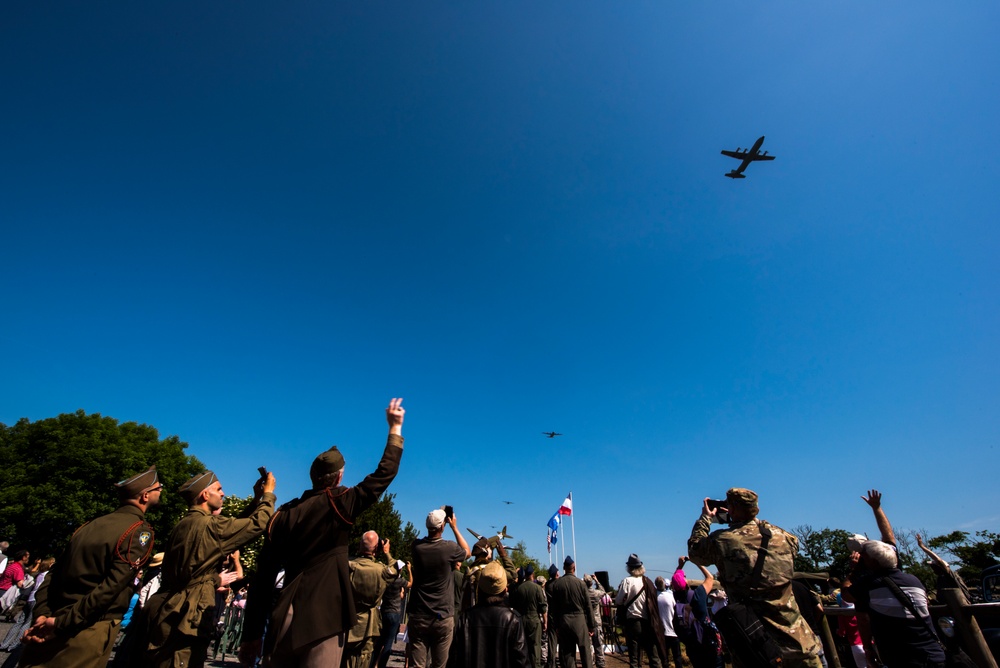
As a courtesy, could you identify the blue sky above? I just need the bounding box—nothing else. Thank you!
[3,1,998,579]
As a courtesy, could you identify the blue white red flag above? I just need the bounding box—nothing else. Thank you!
[558,493,573,516]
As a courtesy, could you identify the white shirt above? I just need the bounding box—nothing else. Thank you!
[657,589,677,637]
[615,575,647,619]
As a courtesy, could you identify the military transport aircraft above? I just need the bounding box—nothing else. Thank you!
[721,135,775,178]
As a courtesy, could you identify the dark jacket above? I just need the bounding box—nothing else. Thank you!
[34,505,155,636]
[243,434,403,654]
[447,603,531,668]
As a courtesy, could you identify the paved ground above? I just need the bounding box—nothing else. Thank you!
[0,618,643,667]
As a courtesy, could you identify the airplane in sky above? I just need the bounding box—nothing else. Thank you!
[542,431,562,438]
[721,135,775,178]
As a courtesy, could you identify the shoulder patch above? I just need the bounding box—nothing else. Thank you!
[116,521,155,567]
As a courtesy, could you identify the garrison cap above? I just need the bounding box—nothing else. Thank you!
[548,564,559,578]
[478,560,507,596]
[726,488,759,509]
[524,564,535,576]
[563,555,575,569]
[310,447,345,484]
[116,466,159,499]
[179,471,219,505]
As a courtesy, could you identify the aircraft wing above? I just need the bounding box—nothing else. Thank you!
[721,150,746,159]
[748,154,775,161]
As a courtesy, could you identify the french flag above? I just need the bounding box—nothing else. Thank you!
[558,493,572,516]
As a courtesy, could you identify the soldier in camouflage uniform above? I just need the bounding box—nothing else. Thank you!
[688,488,822,668]
[584,574,606,668]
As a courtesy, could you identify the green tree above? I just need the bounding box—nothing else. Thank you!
[0,410,205,556]
[220,493,265,575]
[349,493,419,564]
[927,529,1000,590]
[507,539,543,577]
[792,525,855,579]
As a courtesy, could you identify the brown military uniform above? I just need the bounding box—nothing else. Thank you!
[21,505,155,668]
[688,514,822,668]
[140,492,276,668]
[243,434,403,665]
[343,555,397,668]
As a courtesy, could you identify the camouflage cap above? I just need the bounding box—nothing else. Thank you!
[116,466,159,499]
[478,560,507,596]
[726,487,759,509]
[179,471,219,505]
[310,447,345,484]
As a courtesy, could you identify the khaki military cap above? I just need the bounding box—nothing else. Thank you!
[116,466,159,498]
[179,471,219,505]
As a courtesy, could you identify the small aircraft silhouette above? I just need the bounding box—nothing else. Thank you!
[503,500,514,505]
[467,526,516,550]
[542,431,563,438]
[721,135,775,179]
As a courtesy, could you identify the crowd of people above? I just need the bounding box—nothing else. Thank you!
[0,398,985,668]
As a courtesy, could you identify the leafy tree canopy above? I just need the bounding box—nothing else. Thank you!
[0,410,205,556]
[507,539,543,577]
[927,529,1000,588]
[791,526,855,579]
[349,493,419,565]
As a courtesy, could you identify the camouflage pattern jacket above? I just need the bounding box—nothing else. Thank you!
[688,515,821,660]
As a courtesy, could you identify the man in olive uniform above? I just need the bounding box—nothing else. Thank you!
[543,565,559,668]
[139,468,276,668]
[545,556,595,668]
[343,531,397,668]
[240,398,406,668]
[20,466,161,668]
[509,564,547,668]
[688,488,823,668]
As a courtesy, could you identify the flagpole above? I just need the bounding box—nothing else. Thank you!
[569,491,578,571]
[559,515,565,565]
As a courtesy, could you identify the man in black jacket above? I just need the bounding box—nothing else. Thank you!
[447,560,530,668]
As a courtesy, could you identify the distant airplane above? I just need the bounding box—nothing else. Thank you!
[721,135,775,179]
[503,500,514,505]
[542,431,562,438]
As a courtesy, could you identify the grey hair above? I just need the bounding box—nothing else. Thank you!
[313,468,344,491]
[628,565,646,577]
[862,540,898,569]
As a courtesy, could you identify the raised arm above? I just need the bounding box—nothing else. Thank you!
[860,489,896,547]
[916,533,949,571]
[688,498,720,567]
[694,563,714,596]
[447,513,471,558]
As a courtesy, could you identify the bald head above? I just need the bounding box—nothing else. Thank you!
[360,531,379,556]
